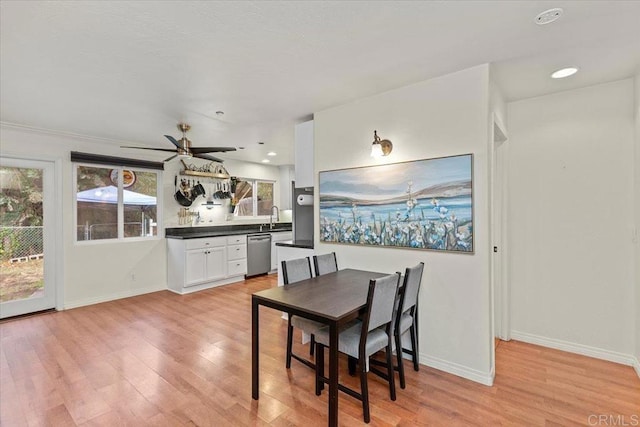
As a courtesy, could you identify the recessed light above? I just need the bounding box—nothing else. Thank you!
[261,159,270,163]
[535,8,563,25]
[551,67,579,79]
[267,152,277,156]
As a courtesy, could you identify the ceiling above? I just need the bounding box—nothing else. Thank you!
[1,1,639,166]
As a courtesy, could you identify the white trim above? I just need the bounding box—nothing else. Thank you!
[633,357,640,379]
[1,121,141,146]
[420,353,494,386]
[166,275,246,295]
[511,330,636,366]
[64,284,167,310]
[54,157,65,311]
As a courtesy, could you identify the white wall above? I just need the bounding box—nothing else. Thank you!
[635,74,640,374]
[0,125,167,308]
[507,79,636,364]
[314,65,494,384]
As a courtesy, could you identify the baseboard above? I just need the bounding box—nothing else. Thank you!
[510,330,636,367]
[633,356,640,379]
[64,285,166,310]
[420,353,494,386]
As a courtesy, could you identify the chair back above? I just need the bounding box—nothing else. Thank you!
[313,252,338,276]
[363,273,401,333]
[396,262,424,318]
[281,257,313,285]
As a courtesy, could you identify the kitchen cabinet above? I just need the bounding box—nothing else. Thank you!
[167,235,247,294]
[226,235,248,277]
[270,231,293,272]
[294,120,314,188]
[185,245,226,285]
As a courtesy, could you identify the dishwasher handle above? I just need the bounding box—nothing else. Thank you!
[248,235,271,242]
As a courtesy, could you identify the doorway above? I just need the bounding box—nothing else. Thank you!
[0,157,57,318]
[492,117,509,341]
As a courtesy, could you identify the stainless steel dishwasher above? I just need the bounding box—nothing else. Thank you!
[246,233,272,277]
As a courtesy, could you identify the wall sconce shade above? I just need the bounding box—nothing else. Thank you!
[371,130,393,157]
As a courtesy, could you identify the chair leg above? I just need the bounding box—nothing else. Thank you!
[315,343,325,395]
[359,354,370,423]
[395,331,406,389]
[348,355,357,376]
[286,317,294,369]
[386,341,396,401]
[310,334,315,356]
[409,322,419,371]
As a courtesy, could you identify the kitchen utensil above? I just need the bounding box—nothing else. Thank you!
[192,180,205,198]
[174,176,193,207]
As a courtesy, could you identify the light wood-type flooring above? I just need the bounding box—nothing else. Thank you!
[1,274,638,426]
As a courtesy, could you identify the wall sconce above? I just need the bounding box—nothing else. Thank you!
[371,130,393,157]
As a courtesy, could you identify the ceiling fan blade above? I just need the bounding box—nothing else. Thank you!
[120,146,178,153]
[193,152,224,163]
[164,154,178,162]
[189,146,237,153]
[164,135,181,148]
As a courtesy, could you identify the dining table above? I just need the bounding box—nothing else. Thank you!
[252,268,388,427]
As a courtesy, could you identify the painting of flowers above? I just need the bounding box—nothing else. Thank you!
[319,154,473,253]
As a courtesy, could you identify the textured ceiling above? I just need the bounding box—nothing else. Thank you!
[1,1,639,165]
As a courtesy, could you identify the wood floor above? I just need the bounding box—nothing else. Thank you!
[1,275,638,426]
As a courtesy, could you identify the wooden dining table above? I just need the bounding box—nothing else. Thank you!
[251,268,388,427]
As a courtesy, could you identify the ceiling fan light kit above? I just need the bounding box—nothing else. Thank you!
[121,122,236,163]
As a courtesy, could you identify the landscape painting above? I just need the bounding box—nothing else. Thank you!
[319,154,473,253]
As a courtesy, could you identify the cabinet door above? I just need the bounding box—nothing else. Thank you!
[206,246,227,281]
[185,249,207,287]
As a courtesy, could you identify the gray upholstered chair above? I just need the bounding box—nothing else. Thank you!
[313,252,338,276]
[281,257,324,369]
[393,262,424,389]
[314,272,401,423]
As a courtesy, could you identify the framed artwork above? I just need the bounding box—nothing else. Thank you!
[319,154,473,253]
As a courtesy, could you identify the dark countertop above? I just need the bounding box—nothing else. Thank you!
[275,240,314,249]
[166,223,292,239]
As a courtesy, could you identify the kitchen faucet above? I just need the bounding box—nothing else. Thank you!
[269,205,279,230]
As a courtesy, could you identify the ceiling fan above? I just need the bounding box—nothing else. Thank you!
[121,123,236,162]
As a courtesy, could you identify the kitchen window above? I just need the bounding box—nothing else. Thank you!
[72,152,163,242]
[233,179,274,217]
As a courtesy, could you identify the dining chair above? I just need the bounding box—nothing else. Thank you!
[281,257,324,369]
[393,262,424,389]
[314,272,401,423]
[312,252,338,276]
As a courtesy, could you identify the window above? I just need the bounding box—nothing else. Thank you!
[75,165,161,242]
[233,179,274,217]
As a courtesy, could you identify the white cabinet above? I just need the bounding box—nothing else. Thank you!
[226,235,247,277]
[168,235,247,294]
[294,120,314,188]
[270,231,293,272]
[279,165,294,210]
[185,246,226,285]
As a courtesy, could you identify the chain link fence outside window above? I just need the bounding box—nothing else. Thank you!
[0,226,43,261]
